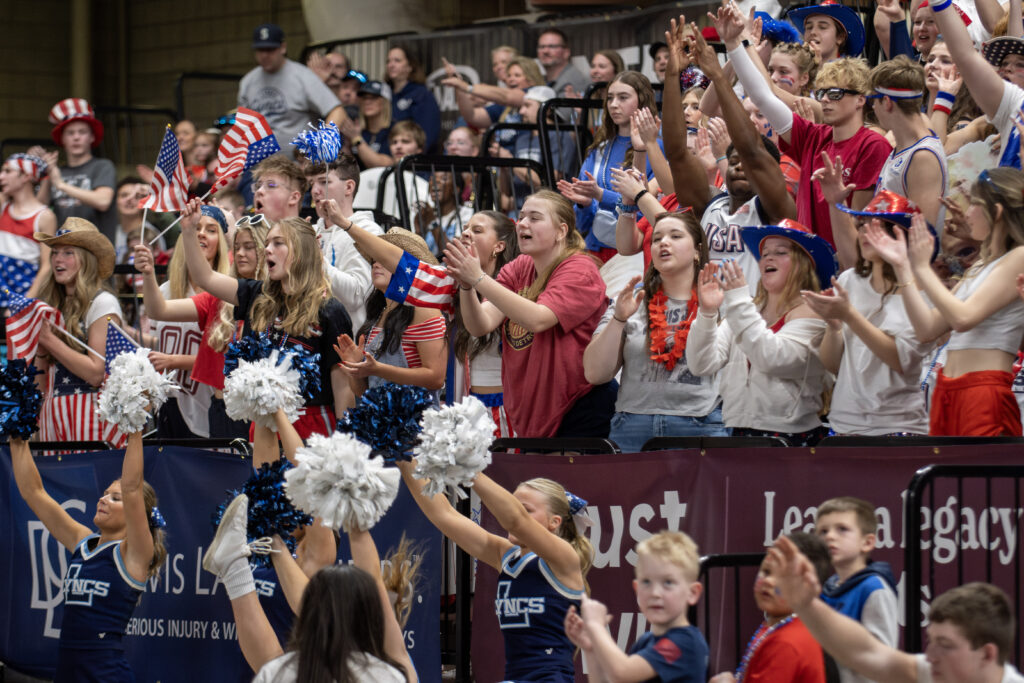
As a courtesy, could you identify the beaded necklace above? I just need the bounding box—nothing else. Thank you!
[734,615,796,682]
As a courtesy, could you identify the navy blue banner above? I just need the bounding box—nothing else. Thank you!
[0,446,441,682]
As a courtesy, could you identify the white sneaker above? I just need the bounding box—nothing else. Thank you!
[202,494,251,576]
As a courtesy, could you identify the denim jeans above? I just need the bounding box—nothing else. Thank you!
[609,407,728,453]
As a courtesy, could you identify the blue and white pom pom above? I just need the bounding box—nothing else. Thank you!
[223,332,274,378]
[223,332,321,402]
[97,348,178,434]
[0,359,43,439]
[291,120,342,164]
[223,350,305,430]
[412,396,496,499]
[284,431,401,532]
[336,382,435,462]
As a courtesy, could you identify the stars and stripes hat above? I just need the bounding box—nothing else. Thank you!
[35,217,116,279]
[836,190,921,228]
[787,0,866,57]
[48,98,104,147]
[981,36,1024,68]
[4,153,48,181]
[741,218,839,291]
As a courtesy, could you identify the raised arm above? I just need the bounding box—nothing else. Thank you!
[133,244,200,322]
[119,431,154,584]
[930,0,1008,118]
[179,198,239,305]
[9,438,92,551]
[396,460,511,570]
[767,537,918,683]
[664,16,712,215]
[694,29,795,223]
[473,473,583,590]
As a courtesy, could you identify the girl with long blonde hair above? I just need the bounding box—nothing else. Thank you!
[132,207,267,439]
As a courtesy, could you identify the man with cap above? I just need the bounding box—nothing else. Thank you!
[0,153,56,305]
[788,0,867,62]
[34,99,118,245]
[925,0,1024,167]
[648,41,670,84]
[238,23,348,154]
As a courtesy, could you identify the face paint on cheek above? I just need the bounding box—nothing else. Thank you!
[778,77,795,87]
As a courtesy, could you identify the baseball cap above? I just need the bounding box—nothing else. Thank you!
[359,80,393,102]
[252,24,284,49]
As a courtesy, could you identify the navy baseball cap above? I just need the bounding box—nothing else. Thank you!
[359,80,393,102]
[252,24,284,49]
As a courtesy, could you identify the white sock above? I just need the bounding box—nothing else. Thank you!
[222,557,255,601]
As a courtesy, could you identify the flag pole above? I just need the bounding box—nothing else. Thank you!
[46,320,105,361]
[107,316,143,350]
[134,208,147,341]
[147,186,213,247]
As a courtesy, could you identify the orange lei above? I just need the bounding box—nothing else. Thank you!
[649,288,698,371]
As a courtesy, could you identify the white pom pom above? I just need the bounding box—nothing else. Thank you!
[223,350,303,430]
[284,432,400,531]
[97,348,178,434]
[412,396,495,499]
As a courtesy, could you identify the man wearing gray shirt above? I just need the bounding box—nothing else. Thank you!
[237,23,346,149]
[537,29,590,97]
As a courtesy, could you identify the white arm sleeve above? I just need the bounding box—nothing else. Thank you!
[728,45,794,136]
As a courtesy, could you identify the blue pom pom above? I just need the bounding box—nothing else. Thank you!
[291,121,342,164]
[224,332,320,400]
[211,459,313,567]
[336,382,434,462]
[0,360,43,439]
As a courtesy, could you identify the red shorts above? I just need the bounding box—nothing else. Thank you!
[247,405,337,442]
[929,370,1023,436]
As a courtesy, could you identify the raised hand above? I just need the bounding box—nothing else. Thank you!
[876,0,905,22]
[694,128,719,172]
[443,237,484,286]
[697,262,725,313]
[862,219,909,269]
[132,244,155,274]
[613,275,644,322]
[334,333,366,364]
[563,606,593,650]
[556,178,591,206]
[801,276,850,325]
[706,117,731,160]
[765,535,822,610]
[665,15,693,75]
[719,258,747,291]
[709,2,746,48]
[609,166,647,203]
[690,27,722,78]
[907,212,937,270]
[179,197,203,233]
[811,152,856,205]
[306,52,331,81]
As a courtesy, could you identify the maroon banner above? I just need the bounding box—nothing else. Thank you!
[471,445,1024,681]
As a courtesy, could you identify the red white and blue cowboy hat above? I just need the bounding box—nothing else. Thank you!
[837,190,939,258]
[48,98,104,147]
[787,0,866,57]
[741,218,839,290]
[981,36,1024,68]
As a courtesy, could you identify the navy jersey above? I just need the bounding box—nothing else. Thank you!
[629,626,708,682]
[495,547,582,683]
[237,566,295,682]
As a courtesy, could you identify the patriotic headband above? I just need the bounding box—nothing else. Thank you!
[5,153,48,181]
[867,86,925,99]
[200,204,228,233]
[565,491,593,531]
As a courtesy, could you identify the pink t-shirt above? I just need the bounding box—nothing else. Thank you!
[781,114,892,247]
[496,253,608,437]
[190,291,233,390]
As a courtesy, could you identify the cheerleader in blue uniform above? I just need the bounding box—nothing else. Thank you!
[8,431,166,682]
[397,462,592,683]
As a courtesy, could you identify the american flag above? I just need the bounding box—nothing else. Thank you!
[104,320,139,375]
[211,107,281,191]
[140,125,191,212]
[384,252,457,314]
[4,290,64,361]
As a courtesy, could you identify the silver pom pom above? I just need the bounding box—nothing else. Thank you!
[97,348,178,434]
[223,350,304,430]
[413,396,495,499]
[284,432,401,532]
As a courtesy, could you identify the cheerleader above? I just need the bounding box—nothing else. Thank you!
[9,431,166,682]
[178,198,353,439]
[864,168,1024,436]
[133,208,267,439]
[686,219,837,446]
[35,218,124,446]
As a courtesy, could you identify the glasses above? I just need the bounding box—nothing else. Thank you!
[538,43,566,50]
[236,213,270,229]
[812,88,861,101]
[252,180,279,191]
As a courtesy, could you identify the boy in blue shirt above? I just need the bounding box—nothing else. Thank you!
[566,531,708,682]
[815,496,898,683]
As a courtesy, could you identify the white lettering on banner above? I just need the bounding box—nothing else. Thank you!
[403,630,416,650]
[28,499,87,638]
[147,552,186,594]
[126,617,166,636]
[763,491,1024,565]
[588,491,688,568]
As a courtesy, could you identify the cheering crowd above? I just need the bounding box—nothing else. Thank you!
[3,0,1024,680]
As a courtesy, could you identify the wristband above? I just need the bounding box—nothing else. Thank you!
[616,199,638,215]
[633,188,648,204]
[466,83,475,94]
[933,91,955,115]
[351,137,363,149]
[612,314,629,323]
[471,273,486,288]
[715,155,728,163]
[930,0,952,11]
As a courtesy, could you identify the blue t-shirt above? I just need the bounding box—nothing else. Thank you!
[629,626,708,682]
[496,547,582,682]
[392,81,441,152]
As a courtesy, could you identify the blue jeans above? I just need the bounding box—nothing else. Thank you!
[609,407,728,453]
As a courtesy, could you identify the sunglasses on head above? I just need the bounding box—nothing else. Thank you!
[812,87,861,101]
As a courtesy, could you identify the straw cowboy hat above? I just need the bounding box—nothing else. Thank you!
[358,227,440,266]
[36,217,116,279]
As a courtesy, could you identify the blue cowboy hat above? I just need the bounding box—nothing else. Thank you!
[755,11,803,45]
[740,218,838,290]
[787,1,866,57]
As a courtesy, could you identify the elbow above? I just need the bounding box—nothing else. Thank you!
[422,371,446,391]
[950,318,975,334]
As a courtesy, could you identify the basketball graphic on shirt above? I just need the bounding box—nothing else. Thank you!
[503,318,534,351]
